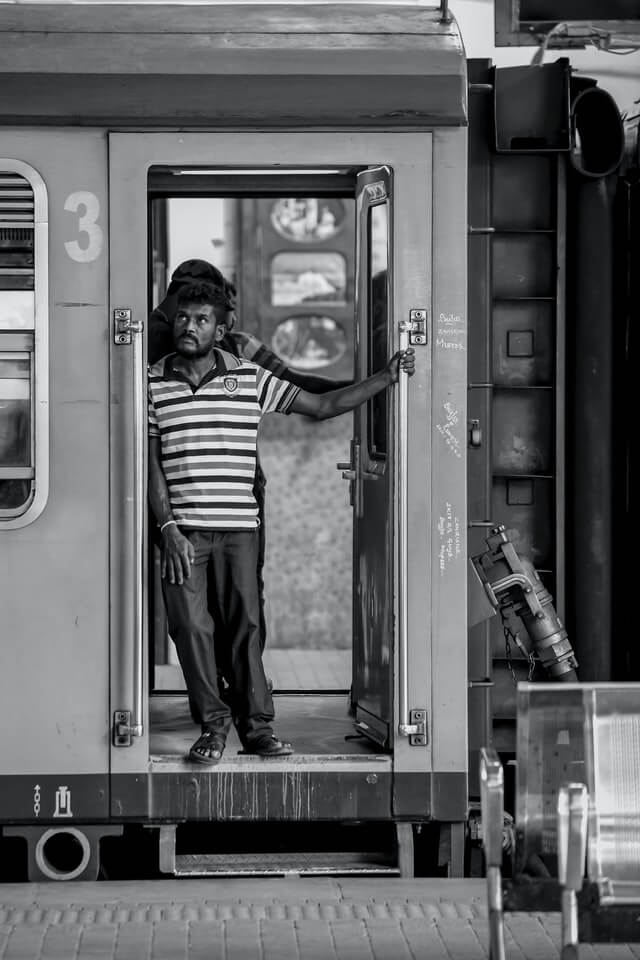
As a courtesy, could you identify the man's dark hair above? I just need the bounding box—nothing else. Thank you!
[166,258,225,296]
[176,281,230,313]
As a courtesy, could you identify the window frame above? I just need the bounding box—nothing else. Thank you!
[0,159,49,528]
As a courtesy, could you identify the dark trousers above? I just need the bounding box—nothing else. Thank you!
[162,529,274,742]
[210,467,267,680]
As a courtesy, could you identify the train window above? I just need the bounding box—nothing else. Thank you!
[367,202,389,459]
[0,165,48,525]
[271,314,348,369]
[270,251,346,306]
[270,198,346,243]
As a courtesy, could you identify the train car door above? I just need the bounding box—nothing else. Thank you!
[108,132,432,820]
[349,167,394,746]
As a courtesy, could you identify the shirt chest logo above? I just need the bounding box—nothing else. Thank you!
[223,376,239,396]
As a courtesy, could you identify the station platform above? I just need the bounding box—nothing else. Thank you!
[1,877,637,959]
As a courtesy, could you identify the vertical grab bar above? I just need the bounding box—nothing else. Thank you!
[397,321,412,737]
[113,307,144,744]
[131,320,145,737]
[130,316,145,737]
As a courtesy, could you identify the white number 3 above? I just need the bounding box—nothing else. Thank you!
[64,191,104,263]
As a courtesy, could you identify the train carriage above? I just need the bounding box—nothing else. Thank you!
[0,1,469,880]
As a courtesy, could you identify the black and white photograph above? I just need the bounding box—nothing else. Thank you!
[0,0,638,957]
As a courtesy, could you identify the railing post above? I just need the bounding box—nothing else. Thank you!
[480,748,506,960]
[557,783,588,959]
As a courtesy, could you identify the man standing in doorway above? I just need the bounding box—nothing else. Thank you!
[148,280,414,764]
[149,259,352,668]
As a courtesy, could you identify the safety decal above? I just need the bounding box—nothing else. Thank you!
[53,785,74,818]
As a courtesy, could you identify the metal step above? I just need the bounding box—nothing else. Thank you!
[172,851,399,877]
[158,824,405,877]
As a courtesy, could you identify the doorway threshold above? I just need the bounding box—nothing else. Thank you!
[150,693,390,772]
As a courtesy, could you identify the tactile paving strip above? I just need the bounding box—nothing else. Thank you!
[1,884,640,960]
[0,899,487,925]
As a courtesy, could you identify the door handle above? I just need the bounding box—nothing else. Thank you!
[337,461,356,481]
[336,442,362,516]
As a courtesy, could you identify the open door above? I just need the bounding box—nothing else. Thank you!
[349,167,394,747]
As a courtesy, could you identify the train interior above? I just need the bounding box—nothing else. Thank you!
[146,169,389,767]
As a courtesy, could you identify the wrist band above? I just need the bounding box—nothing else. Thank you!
[160,519,177,533]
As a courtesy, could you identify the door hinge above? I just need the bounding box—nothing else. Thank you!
[113,710,132,747]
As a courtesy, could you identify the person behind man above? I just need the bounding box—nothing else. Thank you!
[149,259,352,667]
[149,259,349,393]
[148,280,414,764]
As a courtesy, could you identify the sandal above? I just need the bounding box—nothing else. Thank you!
[189,730,226,765]
[240,735,294,757]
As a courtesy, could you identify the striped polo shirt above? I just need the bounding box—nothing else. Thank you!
[148,350,300,530]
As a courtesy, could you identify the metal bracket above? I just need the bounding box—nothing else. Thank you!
[114,308,142,345]
[400,309,428,346]
[113,710,132,747]
[399,708,428,746]
[468,419,482,448]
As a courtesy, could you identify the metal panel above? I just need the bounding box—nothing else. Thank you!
[148,767,392,821]
[492,301,555,387]
[390,136,434,797]
[511,682,640,894]
[492,156,555,230]
[429,127,468,807]
[492,390,554,475]
[0,130,110,809]
[0,4,465,38]
[0,75,467,130]
[492,235,555,299]
[466,60,566,761]
[0,4,467,84]
[0,774,108,821]
[467,68,494,796]
[0,5,466,130]
[491,478,554,570]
